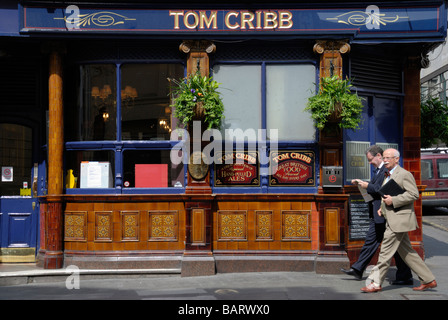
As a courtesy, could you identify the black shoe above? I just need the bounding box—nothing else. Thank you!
[341,267,362,280]
[390,278,413,285]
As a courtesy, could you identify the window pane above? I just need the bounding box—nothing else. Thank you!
[65,151,115,188]
[0,124,32,196]
[266,64,316,140]
[73,65,117,141]
[123,150,184,188]
[212,65,261,139]
[421,159,433,180]
[437,159,448,178]
[121,64,184,141]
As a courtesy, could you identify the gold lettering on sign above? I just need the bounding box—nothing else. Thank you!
[170,10,294,31]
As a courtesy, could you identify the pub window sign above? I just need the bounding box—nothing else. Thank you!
[269,151,315,187]
[214,151,259,187]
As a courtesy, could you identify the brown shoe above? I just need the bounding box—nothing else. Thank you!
[361,283,382,293]
[413,280,437,291]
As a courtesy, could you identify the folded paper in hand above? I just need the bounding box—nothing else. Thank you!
[379,179,405,197]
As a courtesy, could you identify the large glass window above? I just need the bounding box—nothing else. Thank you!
[121,64,182,141]
[266,64,315,140]
[212,65,261,139]
[212,63,316,141]
[65,63,184,191]
[78,64,116,141]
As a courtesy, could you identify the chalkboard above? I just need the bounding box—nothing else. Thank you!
[349,195,371,240]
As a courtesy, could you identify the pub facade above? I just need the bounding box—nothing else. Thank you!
[0,0,446,275]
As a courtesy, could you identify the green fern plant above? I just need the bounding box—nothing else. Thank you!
[169,72,224,130]
[305,76,364,130]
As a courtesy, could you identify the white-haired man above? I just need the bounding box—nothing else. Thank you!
[361,148,437,293]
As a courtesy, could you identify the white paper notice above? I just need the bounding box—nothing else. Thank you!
[358,184,374,202]
[87,163,102,188]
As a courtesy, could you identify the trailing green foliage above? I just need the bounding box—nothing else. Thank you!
[169,72,224,130]
[421,97,448,148]
[305,76,364,130]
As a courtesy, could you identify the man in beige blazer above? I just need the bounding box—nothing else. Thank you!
[361,148,437,293]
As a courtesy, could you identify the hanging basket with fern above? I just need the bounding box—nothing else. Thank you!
[305,76,364,130]
[168,72,224,130]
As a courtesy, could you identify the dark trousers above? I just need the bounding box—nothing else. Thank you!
[352,219,412,280]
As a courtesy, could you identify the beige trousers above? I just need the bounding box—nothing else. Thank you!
[377,223,435,285]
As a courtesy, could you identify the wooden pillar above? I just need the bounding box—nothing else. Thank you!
[312,41,351,272]
[313,40,350,192]
[179,41,216,276]
[179,40,216,195]
[40,48,65,269]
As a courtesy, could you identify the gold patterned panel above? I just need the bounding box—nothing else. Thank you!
[282,210,311,241]
[148,211,178,241]
[95,211,113,242]
[218,210,247,240]
[65,211,87,241]
[121,211,139,241]
[256,211,273,241]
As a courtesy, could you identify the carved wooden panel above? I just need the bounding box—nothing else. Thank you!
[148,211,178,241]
[191,208,206,245]
[282,210,311,241]
[325,208,340,245]
[121,211,139,241]
[218,210,247,240]
[255,210,273,241]
[95,211,113,242]
[65,211,87,241]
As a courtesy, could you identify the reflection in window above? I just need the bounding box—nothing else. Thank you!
[123,150,183,188]
[121,64,184,141]
[70,65,117,141]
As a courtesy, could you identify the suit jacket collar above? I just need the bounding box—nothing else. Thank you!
[390,165,402,178]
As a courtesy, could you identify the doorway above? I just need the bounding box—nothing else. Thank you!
[0,123,39,262]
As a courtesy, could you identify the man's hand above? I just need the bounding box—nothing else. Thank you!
[352,179,368,189]
[382,195,393,206]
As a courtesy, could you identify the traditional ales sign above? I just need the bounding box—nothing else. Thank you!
[215,151,259,187]
[269,150,315,187]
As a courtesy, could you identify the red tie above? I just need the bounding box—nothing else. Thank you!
[385,171,390,177]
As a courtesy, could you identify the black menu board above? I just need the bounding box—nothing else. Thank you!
[349,195,371,240]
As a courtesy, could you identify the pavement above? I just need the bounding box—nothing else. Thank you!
[0,212,447,302]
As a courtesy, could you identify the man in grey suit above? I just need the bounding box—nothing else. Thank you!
[361,148,437,293]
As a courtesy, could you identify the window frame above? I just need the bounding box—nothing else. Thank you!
[65,61,187,195]
[210,59,319,194]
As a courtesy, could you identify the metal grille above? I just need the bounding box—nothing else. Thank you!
[350,55,402,93]
[377,143,399,153]
[214,43,314,61]
[346,141,371,181]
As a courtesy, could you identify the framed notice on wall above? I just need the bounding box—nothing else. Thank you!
[214,151,259,187]
[269,150,315,186]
